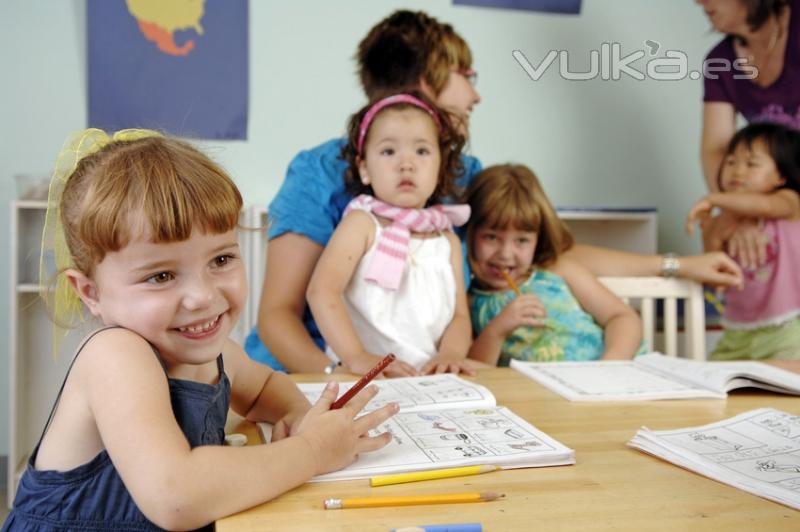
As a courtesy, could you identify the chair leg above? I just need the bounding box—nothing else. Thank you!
[664,298,677,357]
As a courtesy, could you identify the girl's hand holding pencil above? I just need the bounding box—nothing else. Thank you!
[293,380,399,475]
[500,270,550,332]
[491,294,549,336]
[269,402,313,442]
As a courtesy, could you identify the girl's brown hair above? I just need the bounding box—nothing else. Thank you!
[464,164,574,276]
[357,10,473,99]
[341,90,466,204]
[61,136,243,276]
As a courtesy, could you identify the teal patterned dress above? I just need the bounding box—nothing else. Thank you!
[470,269,607,366]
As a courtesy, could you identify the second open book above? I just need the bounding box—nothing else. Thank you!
[510,353,800,401]
[258,374,574,481]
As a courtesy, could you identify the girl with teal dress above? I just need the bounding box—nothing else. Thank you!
[464,164,644,367]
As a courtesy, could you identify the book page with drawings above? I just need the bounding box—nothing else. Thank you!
[294,373,496,413]
[313,406,575,482]
[636,354,800,394]
[510,359,723,401]
[629,408,800,509]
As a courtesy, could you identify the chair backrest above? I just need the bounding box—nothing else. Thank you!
[598,276,706,360]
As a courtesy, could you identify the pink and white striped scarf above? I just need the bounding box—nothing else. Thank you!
[344,194,471,290]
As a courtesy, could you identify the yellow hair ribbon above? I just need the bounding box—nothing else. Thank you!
[40,128,162,353]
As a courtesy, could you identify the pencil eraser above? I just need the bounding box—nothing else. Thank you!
[225,433,248,447]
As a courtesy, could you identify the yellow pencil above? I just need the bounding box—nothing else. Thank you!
[370,465,501,487]
[323,491,504,509]
[501,269,521,295]
[501,269,553,330]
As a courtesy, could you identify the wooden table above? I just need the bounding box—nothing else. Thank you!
[218,365,800,531]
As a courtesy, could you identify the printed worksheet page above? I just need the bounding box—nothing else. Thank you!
[636,354,800,395]
[510,359,723,401]
[629,408,800,510]
[313,406,575,482]
[296,373,497,413]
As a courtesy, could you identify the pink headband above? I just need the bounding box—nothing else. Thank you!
[357,94,442,154]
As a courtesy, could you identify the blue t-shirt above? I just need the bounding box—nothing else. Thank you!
[245,137,482,371]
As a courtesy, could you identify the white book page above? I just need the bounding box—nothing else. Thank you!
[294,374,496,413]
[258,375,496,445]
[629,408,800,509]
[510,359,723,401]
[312,406,575,482]
[636,354,800,395]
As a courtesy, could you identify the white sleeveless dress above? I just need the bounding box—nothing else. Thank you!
[326,212,457,369]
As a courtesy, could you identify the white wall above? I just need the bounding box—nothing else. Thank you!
[0,0,721,455]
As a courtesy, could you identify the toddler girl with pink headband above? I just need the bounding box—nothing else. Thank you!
[307,92,476,377]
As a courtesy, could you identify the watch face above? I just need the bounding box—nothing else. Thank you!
[661,256,680,277]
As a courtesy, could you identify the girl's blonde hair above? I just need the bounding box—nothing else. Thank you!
[61,135,243,277]
[464,164,574,275]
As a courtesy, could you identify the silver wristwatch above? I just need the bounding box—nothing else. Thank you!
[660,253,680,278]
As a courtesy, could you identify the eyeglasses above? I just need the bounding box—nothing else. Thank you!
[454,68,478,86]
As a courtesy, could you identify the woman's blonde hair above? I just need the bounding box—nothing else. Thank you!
[464,164,574,276]
[61,135,242,277]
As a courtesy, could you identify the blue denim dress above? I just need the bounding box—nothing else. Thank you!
[3,329,231,531]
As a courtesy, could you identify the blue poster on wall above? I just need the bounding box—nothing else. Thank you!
[453,0,581,14]
[88,0,248,140]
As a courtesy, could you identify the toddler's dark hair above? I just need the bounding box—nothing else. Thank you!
[720,123,800,194]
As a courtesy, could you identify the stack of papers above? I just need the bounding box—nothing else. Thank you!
[628,408,800,510]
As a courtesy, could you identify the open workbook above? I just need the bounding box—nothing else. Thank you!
[258,374,575,481]
[628,408,800,510]
[510,353,800,401]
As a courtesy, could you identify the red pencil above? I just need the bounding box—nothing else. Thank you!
[330,353,396,409]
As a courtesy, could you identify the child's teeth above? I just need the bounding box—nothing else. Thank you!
[180,317,217,333]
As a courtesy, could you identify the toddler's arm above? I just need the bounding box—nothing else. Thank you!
[553,257,642,360]
[687,189,800,269]
[307,210,417,377]
[688,189,800,231]
[421,231,475,375]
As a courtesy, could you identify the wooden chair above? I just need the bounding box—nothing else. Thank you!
[599,276,706,360]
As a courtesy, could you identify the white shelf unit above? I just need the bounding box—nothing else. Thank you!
[557,207,657,254]
[8,200,89,507]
